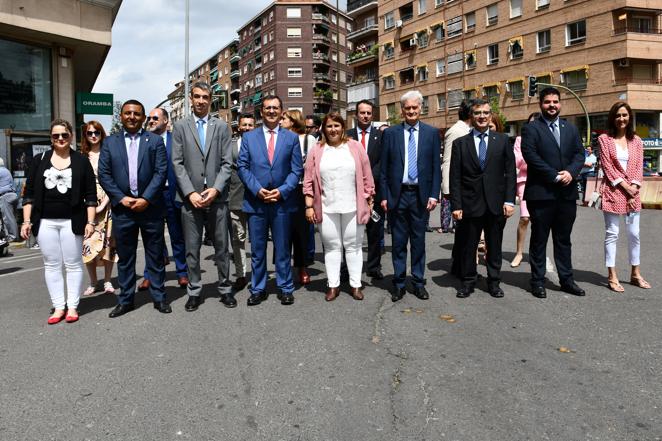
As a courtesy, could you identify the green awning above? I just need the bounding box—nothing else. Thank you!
[210,70,218,81]
[253,91,263,104]
[212,83,222,93]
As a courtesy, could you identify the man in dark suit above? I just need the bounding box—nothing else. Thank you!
[228,114,255,291]
[172,81,234,310]
[139,107,188,291]
[380,90,441,302]
[238,95,303,306]
[98,100,171,317]
[347,99,384,279]
[450,99,516,298]
[521,87,586,298]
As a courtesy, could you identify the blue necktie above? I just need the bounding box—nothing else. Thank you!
[478,132,487,170]
[550,122,560,148]
[197,119,206,152]
[407,126,417,181]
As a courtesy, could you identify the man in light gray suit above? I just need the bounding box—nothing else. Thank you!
[171,81,234,310]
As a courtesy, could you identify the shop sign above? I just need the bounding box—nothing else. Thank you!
[76,92,114,115]
[642,138,662,149]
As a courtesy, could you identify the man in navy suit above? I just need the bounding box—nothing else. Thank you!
[380,90,441,302]
[521,87,586,298]
[138,107,188,291]
[98,100,170,317]
[238,95,303,306]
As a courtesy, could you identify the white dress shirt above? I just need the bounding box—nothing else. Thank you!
[262,125,279,152]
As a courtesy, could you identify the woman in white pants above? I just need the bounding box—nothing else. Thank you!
[21,119,97,324]
[303,112,375,301]
[598,101,650,292]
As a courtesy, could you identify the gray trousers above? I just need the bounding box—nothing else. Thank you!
[230,210,247,278]
[0,192,18,241]
[181,202,232,296]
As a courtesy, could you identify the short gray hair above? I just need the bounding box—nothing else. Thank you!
[400,90,423,107]
[191,81,212,95]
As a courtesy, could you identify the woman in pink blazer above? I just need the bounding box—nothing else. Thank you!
[510,112,539,267]
[303,112,375,301]
[598,101,650,292]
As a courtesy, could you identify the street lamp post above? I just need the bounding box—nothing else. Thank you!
[184,0,190,116]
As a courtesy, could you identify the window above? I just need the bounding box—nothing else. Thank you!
[418,0,426,14]
[288,67,302,77]
[435,59,445,76]
[387,103,397,120]
[487,44,499,65]
[537,74,551,87]
[486,4,498,26]
[510,0,522,18]
[384,75,395,90]
[566,20,586,46]
[508,80,524,99]
[418,31,429,48]
[269,11,273,21]
[537,29,551,53]
[255,73,263,87]
[536,0,550,9]
[331,51,338,62]
[286,7,301,18]
[384,43,394,59]
[270,70,274,80]
[437,93,446,112]
[331,33,338,44]
[509,37,523,59]
[561,68,588,91]
[287,28,301,38]
[483,84,500,101]
[464,89,477,100]
[433,23,445,41]
[418,66,428,81]
[421,96,429,114]
[269,31,274,42]
[288,87,303,98]
[447,52,463,74]
[385,11,395,30]
[448,89,463,108]
[263,34,268,45]
[287,47,302,58]
[465,12,476,32]
[435,0,444,6]
[270,50,275,60]
[465,50,476,69]
[447,16,463,38]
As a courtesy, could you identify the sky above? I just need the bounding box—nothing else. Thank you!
[91,0,347,129]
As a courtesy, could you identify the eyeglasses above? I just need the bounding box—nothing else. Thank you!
[86,130,100,137]
[147,116,160,121]
[472,111,492,116]
[51,133,71,141]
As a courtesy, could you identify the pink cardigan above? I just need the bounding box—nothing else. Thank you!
[302,139,375,224]
[513,136,527,184]
[598,134,643,214]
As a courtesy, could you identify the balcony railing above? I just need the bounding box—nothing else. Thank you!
[312,12,329,22]
[613,77,661,86]
[613,24,662,35]
[348,44,379,63]
[230,70,240,78]
[313,73,330,81]
[313,34,330,43]
[348,23,378,39]
[347,0,378,13]
[230,54,240,63]
[313,53,330,62]
[230,88,241,95]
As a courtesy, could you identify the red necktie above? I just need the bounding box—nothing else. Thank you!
[268,130,275,164]
[361,130,366,150]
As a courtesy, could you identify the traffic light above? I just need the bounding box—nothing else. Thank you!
[528,76,538,97]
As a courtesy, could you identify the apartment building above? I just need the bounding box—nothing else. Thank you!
[236,0,352,124]
[378,0,662,171]
[347,0,381,125]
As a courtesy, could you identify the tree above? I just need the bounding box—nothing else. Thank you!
[489,97,507,130]
[110,101,122,134]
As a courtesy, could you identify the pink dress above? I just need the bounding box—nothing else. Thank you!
[513,136,529,218]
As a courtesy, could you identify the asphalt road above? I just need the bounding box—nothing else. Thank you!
[0,206,660,441]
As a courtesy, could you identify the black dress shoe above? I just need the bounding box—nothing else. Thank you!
[488,284,504,298]
[232,277,248,291]
[366,269,384,280]
[277,293,295,305]
[184,296,203,312]
[220,294,237,308]
[108,303,134,318]
[247,292,268,306]
[560,282,585,296]
[153,301,172,313]
[412,286,429,300]
[456,284,474,298]
[391,286,406,302]
[531,285,547,299]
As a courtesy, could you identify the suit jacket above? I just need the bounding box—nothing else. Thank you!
[380,121,441,208]
[520,117,584,201]
[98,130,168,209]
[442,119,471,195]
[228,136,245,211]
[449,130,516,217]
[171,114,233,204]
[347,125,383,200]
[161,132,182,207]
[237,127,303,214]
[598,134,643,214]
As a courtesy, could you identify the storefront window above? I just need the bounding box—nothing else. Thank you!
[0,38,52,131]
[635,112,659,139]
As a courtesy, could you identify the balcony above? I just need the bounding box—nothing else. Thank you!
[313,52,330,64]
[230,70,240,79]
[347,44,379,66]
[613,77,661,86]
[347,0,378,16]
[348,81,378,104]
[230,88,241,96]
[230,103,240,111]
[313,33,330,43]
[312,12,329,22]
[347,23,378,41]
[230,53,240,63]
[313,73,331,83]
[314,88,334,102]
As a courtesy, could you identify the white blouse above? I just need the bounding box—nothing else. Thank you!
[319,143,356,213]
[616,146,629,171]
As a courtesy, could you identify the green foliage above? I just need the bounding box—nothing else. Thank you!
[489,97,507,129]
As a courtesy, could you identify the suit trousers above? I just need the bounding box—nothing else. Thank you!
[144,190,187,280]
[457,212,506,284]
[230,210,248,278]
[290,185,310,268]
[365,204,384,272]
[527,199,577,286]
[391,188,427,289]
[112,207,166,305]
[0,192,18,240]
[247,205,294,295]
[181,202,232,296]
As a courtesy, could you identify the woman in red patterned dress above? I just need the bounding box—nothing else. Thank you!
[598,101,650,292]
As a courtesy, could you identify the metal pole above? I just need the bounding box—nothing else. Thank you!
[184,0,190,116]
[537,82,591,147]
[336,0,340,112]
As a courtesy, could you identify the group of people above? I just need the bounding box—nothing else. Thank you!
[18,82,651,324]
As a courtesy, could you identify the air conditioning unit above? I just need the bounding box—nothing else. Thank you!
[617,58,630,68]
[409,38,418,46]
[395,19,403,28]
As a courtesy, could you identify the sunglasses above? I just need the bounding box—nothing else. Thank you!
[86,130,101,137]
[51,133,71,141]
[147,116,160,121]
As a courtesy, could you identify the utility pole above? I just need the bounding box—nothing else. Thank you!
[184,0,190,116]
[336,0,340,112]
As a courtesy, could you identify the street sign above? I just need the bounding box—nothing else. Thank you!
[76,92,114,115]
